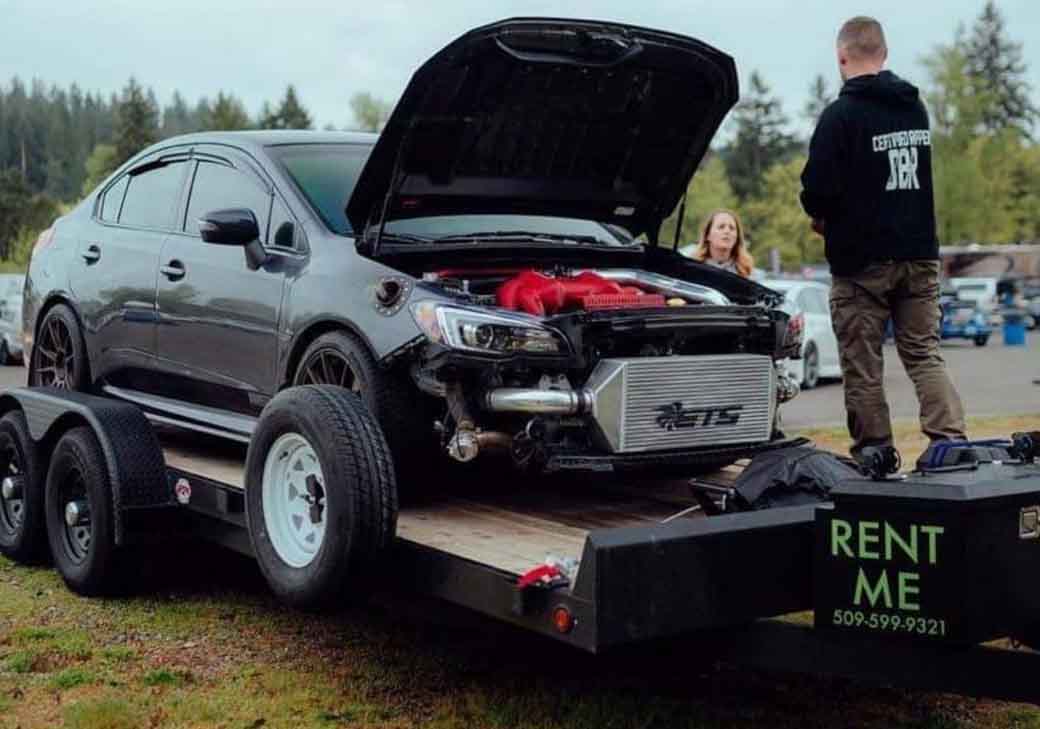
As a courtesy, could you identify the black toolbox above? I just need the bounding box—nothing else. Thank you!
[815,459,1040,645]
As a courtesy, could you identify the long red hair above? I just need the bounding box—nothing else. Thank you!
[690,209,754,278]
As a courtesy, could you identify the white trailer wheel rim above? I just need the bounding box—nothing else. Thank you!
[261,432,327,568]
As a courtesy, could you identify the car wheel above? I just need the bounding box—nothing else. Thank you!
[802,343,820,389]
[974,335,989,347]
[0,410,47,563]
[31,304,89,391]
[0,339,10,366]
[245,386,397,609]
[293,331,435,490]
[44,427,120,595]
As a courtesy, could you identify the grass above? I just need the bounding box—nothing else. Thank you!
[0,413,1038,728]
[795,413,1040,463]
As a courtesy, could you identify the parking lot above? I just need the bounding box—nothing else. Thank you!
[782,333,1040,429]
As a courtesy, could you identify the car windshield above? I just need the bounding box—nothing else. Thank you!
[270,143,634,246]
[268,143,371,235]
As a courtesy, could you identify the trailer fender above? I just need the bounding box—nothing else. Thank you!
[0,387,171,545]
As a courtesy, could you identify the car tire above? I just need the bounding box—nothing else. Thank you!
[0,339,10,366]
[974,335,989,347]
[30,304,89,391]
[0,410,47,563]
[293,331,436,490]
[44,426,120,596]
[802,343,820,389]
[245,386,397,610]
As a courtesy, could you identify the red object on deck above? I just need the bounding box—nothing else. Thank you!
[497,270,655,315]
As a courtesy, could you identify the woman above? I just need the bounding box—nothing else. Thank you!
[682,209,754,278]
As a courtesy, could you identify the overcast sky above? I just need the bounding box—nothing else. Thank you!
[1,0,1038,135]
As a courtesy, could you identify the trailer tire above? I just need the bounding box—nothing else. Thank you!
[0,410,47,563]
[44,426,120,595]
[245,386,397,610]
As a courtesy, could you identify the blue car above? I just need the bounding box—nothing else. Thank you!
[940,300,991,346]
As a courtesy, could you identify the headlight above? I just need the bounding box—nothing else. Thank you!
[410,302,567,356]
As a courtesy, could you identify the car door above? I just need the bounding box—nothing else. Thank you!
[810,287,840,370]
[153,149,290,415]
[70,154,191,386]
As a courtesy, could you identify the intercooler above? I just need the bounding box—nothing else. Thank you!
[584,354,776,453]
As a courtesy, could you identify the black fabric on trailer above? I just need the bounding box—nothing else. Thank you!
[733,445,862,510]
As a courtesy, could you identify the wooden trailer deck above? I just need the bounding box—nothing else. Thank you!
[159,429,742,576]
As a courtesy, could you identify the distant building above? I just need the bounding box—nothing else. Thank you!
[940,244,1040,279]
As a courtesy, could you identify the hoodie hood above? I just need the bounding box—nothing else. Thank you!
[840,70,920,107]
[345,18,738,243]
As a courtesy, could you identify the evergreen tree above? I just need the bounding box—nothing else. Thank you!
[721,71,798,202]
[659,155,738,249]
[260,85,312,129]
[349,91,391,132]
[965,1,1037,135]
[113,77,158,167]
[161,91,194,137]
[804,74,834,124]
[208,91,251,131]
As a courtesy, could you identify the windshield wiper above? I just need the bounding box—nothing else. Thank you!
[367,232,434,245]
[432,231,615,246]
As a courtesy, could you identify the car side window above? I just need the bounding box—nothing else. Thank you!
[268,196,297,250]
[184,161,272,240]
[100,176,129,222]
[119,162,188,230]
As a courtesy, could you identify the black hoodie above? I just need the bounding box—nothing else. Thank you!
[800,71,939,277]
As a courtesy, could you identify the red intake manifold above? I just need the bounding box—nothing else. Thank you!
[496,270,664,316]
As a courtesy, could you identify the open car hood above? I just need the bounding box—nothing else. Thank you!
[346,18,738,242]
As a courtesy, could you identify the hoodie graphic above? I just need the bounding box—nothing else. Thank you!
[800,71,939,276]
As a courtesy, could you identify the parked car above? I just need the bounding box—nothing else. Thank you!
[949,277,999,318]
[940,298,992,345]
[762,279,841,389]
[24,19,802,481]
[0,273,24,364]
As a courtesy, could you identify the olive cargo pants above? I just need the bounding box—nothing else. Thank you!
[829,260,966,456]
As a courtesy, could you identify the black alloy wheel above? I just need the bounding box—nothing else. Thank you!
[296,348,361,393]
[32,305,86,391]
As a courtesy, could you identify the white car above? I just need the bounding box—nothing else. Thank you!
[949,277,999,315]
[0,273,24,364]
[763,279,842,389]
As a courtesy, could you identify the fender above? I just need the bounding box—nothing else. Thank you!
[0,387,172,545]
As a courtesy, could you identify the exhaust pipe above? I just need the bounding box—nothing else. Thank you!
[485,388,592,415]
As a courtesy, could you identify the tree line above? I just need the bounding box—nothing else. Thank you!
[664,1,1039,268]
[0,1,1035,269]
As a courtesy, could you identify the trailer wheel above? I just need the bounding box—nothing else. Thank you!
[0,410,47,563]
[245,386,397,610]
[44,426,119,595]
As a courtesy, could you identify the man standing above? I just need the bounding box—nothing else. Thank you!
[800,16,965,460]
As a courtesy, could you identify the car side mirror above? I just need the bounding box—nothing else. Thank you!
[198,209,268,269]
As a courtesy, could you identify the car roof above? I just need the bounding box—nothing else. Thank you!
[761,279,827,292]
[154,129,378,152]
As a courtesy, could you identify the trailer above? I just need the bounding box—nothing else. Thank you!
[1,385,1040,703]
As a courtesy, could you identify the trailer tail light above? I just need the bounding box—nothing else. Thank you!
[551,605,575,634]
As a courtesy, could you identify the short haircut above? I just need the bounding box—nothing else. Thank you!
[837,16,887,60]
